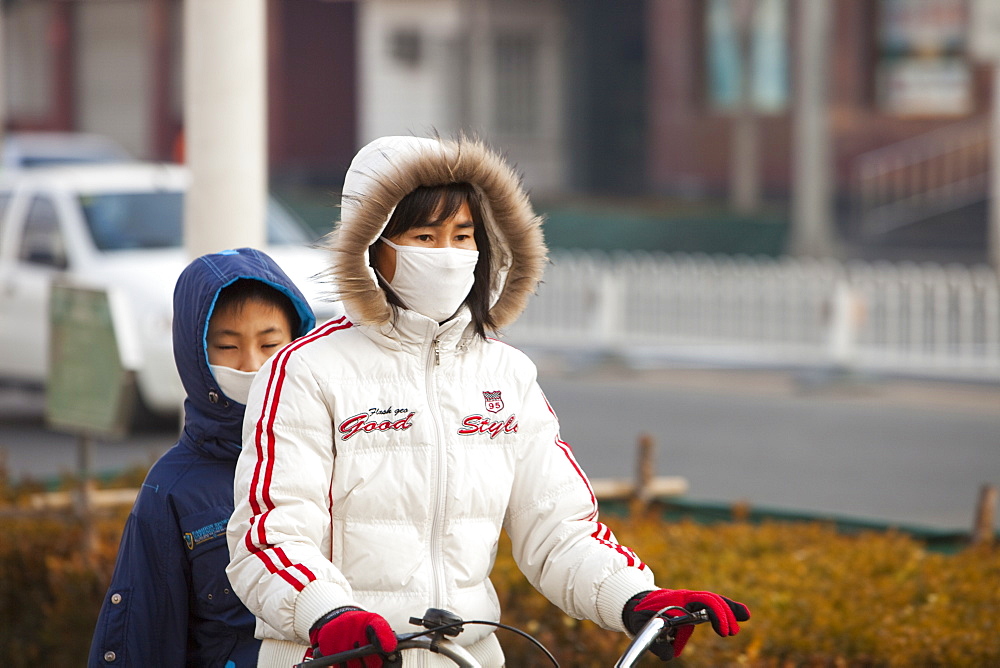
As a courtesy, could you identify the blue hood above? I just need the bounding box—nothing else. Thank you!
[172,248,316,459]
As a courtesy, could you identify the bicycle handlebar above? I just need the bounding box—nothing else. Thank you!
[298,635,480,667]
[614,606,711,668]
[296,606,711,668]
[295,608,554,668]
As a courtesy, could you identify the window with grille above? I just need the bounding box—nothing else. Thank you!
[705,0,789,113]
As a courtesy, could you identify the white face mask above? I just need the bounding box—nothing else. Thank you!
[380,237,479,322]
[209,364,257,405]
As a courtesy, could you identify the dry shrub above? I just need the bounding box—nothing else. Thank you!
[493,515,1000,667]
[1,500,997,666]
[0,511,125,667]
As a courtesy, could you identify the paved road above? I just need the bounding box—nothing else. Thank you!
[2,364,998,531]
[0,387,174,482]
[534,362,1000,532]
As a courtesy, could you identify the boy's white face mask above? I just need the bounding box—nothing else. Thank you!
[210,364,257,405]
[380,237,479,322]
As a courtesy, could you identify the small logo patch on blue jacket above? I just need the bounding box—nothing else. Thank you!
[183,519,228,550]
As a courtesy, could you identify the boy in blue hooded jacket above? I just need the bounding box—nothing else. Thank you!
[89,248,316,667]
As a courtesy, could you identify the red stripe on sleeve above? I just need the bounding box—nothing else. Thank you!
[544,392,647,570]
[294,563,317,582]
[249,347,284,517]
[256,319,352,513]
[248,316,346,516]
[251,316,349,511]
[243,526,310,591]
[241,317,352,590]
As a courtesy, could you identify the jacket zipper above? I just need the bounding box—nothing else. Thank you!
[425,333,447,608]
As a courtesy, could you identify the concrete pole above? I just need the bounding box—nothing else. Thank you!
[990,66,1000,268]
[465,0,493,135]
[789,0,837,258]
[730,0,760,214]
[0,4,6,147]
[183,0,267,258]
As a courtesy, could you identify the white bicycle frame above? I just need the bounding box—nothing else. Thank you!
[393,637,480,668]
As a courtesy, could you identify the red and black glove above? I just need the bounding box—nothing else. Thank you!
[309,606,397,668]
[622,589,750,661]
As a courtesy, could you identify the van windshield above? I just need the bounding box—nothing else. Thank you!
[79,191,313,251]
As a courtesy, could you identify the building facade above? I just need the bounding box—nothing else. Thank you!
[3,0,991,236]
[3,0,357,182]
[648,0,990,197]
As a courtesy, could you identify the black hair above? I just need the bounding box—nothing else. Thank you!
[370,183,496,339]
[212,279,299,336]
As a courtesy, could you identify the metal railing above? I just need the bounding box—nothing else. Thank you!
[852,117,990,237]
[506,251,1000,380]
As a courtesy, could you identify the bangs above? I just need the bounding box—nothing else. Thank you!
[429,186,474,225]
[382,183,477,237]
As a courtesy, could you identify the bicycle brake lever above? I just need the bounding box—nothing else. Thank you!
[409,608,465,636]
[689,608,711,622]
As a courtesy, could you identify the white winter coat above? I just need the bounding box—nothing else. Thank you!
[227,136,655,667]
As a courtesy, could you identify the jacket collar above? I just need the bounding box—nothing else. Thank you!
[355,305,476,357]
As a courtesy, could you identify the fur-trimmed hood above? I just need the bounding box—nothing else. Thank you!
[323,135,547,331]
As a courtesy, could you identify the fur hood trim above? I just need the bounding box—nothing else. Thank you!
[322,135,547,330]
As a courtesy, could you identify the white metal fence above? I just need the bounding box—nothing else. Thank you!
[505,251,1000,381]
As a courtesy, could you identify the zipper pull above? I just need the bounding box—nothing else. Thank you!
[433,339,441,365]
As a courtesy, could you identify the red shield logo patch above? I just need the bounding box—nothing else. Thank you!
[483,390,504,414]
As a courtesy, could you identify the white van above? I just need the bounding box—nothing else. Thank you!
[0,162,336,419]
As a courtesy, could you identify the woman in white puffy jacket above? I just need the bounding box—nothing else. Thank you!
[227,135,749,667]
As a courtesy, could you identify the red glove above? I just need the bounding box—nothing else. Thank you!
[309,607,397,668]
[622,589,750,660]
